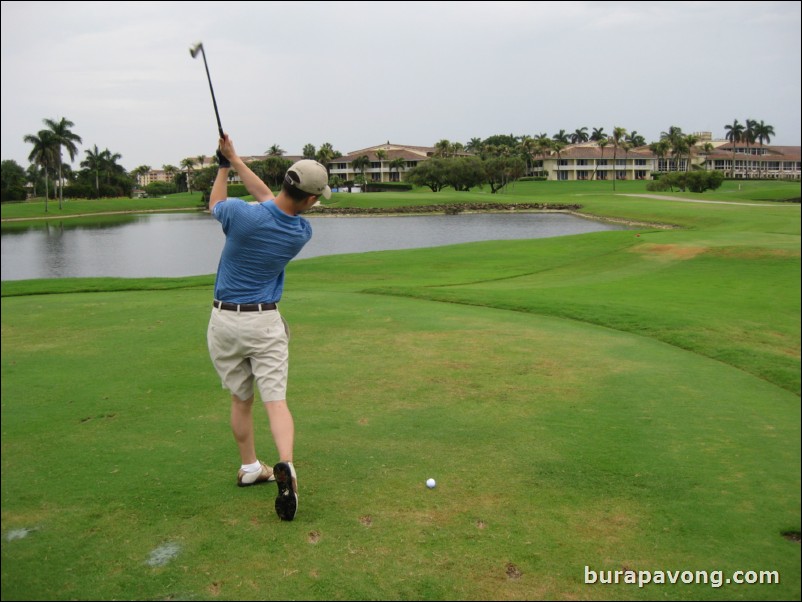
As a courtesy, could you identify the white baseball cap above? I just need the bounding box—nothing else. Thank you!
[286,159,331,199]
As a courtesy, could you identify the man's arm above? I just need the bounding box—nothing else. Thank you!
[219,135,275,203]
[209,166,230,213]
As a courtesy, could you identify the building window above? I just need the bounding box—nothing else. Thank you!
[557,170,568,180]
[635,170,646,180]
[577,159,588,166]
[617,171,626,180]
[635,159,646,166]
[559,159,568,166]
[596,171,607,180]
[577,170,589,180]
[371,162,381,169]
[597,159,608,166]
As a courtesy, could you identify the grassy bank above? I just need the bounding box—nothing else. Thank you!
[1,182,800,600]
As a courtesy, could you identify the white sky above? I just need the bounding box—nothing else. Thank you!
[2,1,800,172]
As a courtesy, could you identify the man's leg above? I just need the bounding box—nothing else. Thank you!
[231,394,257,465]
[264,399,294,462]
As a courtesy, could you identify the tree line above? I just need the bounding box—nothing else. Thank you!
[1,118,779,205]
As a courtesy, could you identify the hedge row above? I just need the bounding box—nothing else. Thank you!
[307,202,582,215]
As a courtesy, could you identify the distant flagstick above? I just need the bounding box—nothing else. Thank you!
[189,42,225,138]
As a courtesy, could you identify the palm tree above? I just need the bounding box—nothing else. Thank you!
[266,144,284,157]
[180,157,196,194]
[44,117,82,209]
[626,131,645,147]
[301,144,315,159]
[611,127,627,190]
[518,135,536,175]
[649,139,671,175]
[375,149,387,181]
[465,137,483,154]
[23,129,59,212]
[753,120,775,178]
[550,139,566,180]
[163,164,178,182]
[552,129,570,145]
[593,137,609,181]
[682,134,699,172]
[590,127,606,142]
[81,145,104,197]
[351,155,370,186]
[698,142,715,171]
[388,157,406,182]
[742,119,757,178]
[316,142,338,175]
[434,139,452,158]
[571,127,589,144]
[131,165,151,189]
[724,119,744,178]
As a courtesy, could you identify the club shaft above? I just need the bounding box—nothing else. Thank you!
[199,46,224,138]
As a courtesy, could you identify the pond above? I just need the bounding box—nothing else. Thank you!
[1,211,629,281]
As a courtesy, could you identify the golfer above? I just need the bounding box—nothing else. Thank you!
[207,134,330,521]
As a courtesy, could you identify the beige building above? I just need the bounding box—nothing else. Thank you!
[540,141,800,181]
[327,143,435,183]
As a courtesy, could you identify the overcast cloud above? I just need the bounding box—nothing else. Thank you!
[1,1,800,171]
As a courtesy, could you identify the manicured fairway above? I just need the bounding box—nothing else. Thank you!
[1,181,799,600]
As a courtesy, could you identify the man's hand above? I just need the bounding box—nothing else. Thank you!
[216,149,231,168]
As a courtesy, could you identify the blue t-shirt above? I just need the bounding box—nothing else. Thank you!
[212,198,312,303]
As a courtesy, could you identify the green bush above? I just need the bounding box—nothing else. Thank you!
[227,184,248,198]
[145,181,177,196]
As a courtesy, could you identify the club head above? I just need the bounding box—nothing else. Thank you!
[189,42,203,59]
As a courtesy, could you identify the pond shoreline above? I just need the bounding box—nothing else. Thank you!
[1,202,674,230]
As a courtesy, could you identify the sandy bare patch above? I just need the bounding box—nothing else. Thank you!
[630,243,707,260]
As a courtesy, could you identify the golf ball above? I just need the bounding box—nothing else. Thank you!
[426,478,436,488]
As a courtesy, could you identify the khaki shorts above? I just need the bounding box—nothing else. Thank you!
[207,307,291,402]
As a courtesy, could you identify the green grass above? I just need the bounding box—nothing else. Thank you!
[1,192,204,220]
[1,181,800,600]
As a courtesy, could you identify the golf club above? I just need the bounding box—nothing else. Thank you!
[189,42,225,139]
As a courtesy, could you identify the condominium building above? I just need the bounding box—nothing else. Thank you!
[327,143,436,183]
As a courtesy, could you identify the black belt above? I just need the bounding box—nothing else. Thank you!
[213,300,277,312]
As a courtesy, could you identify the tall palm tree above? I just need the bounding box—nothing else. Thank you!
[180,157,196,194]
[24,129,59,212]
[266,144,284,157]
[44,117,82,209]
[163,164,178,182]
[753,120,776,178]
[593,137,609,180]
[724,119,744,178]
[550,139,566,180]
[682,134,699,172]
[81,145,104,197]
[742,119,757,178]
[611,127,627,190]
